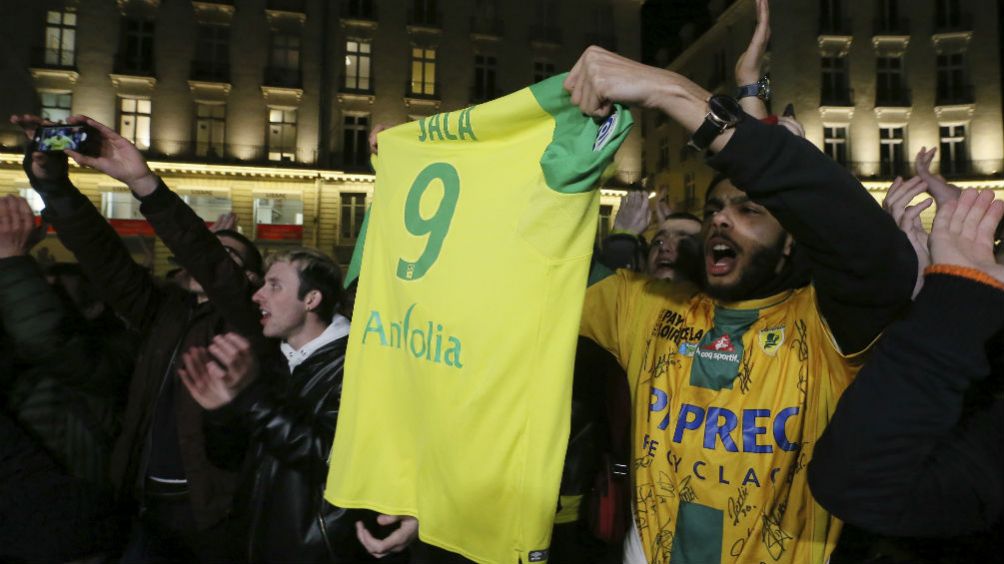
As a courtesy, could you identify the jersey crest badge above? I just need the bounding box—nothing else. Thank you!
[758,326,785,357]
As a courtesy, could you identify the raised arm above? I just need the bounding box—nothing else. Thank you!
[809,189,1004,536]
[564,48,915,353]
[11,114,164,332]
[58,115,264,344]
[734,0,771,119]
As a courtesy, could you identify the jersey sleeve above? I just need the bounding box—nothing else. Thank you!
[529,74,634,194]
[580,269,640,369]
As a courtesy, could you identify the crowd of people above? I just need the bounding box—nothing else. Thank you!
[1,1,1000,562]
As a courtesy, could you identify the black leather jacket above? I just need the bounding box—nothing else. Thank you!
[205,336,379,563]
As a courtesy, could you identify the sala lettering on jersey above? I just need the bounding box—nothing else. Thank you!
[362,303,463,368]
[418,107,478,142]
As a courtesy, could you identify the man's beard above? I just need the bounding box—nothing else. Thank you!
[703,234,788,302]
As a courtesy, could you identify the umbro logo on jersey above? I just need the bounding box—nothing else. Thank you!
[593,111,619,151]
[528,549,549,562]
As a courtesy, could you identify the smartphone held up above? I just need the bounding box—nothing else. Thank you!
[33,124,100,156]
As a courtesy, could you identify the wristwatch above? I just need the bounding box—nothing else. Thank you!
[736,75,771,102]
[687,95,743,152]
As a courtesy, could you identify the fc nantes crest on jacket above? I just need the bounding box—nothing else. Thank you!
[325,75,633,563]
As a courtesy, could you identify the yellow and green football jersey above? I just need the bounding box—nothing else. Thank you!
[325,75,633,564]
[581,270,857,564]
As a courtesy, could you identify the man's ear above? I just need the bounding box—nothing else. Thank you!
[782,233,794,257]
[304,289,322,312]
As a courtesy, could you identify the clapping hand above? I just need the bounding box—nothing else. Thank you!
[0,196,46,259]
[178,333,259,410]
[883,176,934,297]
[928,189,1004,283]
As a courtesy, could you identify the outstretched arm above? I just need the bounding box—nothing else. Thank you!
[564,48,915,353]
[809,189,1004,536]
[10,114,164,332]
[61,115,264,344]
[734,0,771,119]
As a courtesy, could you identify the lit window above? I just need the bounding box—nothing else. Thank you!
[268,109,298,162]
[195,103,226,158]
[40,92,72,123]
[340,192,367,240]
[119,97,151,150]
[44,9,76,66]
[410,48,436,96]
[344,40,372,91]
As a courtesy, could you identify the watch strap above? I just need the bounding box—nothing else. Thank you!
[687,118,722,152]
[736,83,760,99]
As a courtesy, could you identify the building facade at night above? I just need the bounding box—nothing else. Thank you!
[0,0,643,272]
[641,0,1003,215]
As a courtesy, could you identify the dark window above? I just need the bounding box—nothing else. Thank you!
[821,55,851,105]
[939,124,968,176]
[120,18,155,74]
[341,193,367,240]
[342,114,369,168]
[533,60,555,82]
[879,126,905,177]
[473,54,497,101]
[823,125,848,165]
[193,24,230,82]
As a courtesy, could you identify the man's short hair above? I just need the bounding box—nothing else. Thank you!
[215,229,264,276]
[266,248,344,324]
[662,212,702,224]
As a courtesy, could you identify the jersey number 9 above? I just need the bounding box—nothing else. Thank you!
[396,162,460,281]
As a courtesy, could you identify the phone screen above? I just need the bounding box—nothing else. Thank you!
[36,125,90,153]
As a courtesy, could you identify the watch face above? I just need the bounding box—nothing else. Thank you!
[709,95,742,122]
[759,76,772,100]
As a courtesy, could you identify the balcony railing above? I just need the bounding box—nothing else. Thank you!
[529,24,562,45]
[875,86,911,107]
[470,16,504,37]
[873,17,909,35]
[821,87,855,106]
[31,47,76,69]
[114,54,156,77]
[406,80,440,99]
[190,60,230,83]
[936,84,974,105]
[407,8,441,29]
[818,17,852,36]
[266,0,305,13]
[263,66,302,88]
[140,140,318,166]
[585,31,617,51]
[840,159,1004,180]
[339,74,375,95]
[342,0,377,21]
[470,85,499,103]
[933,12,972,33]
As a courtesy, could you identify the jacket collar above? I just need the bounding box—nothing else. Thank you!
[281,314,350,372]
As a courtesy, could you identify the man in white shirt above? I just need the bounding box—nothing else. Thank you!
[179,248,416,562]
